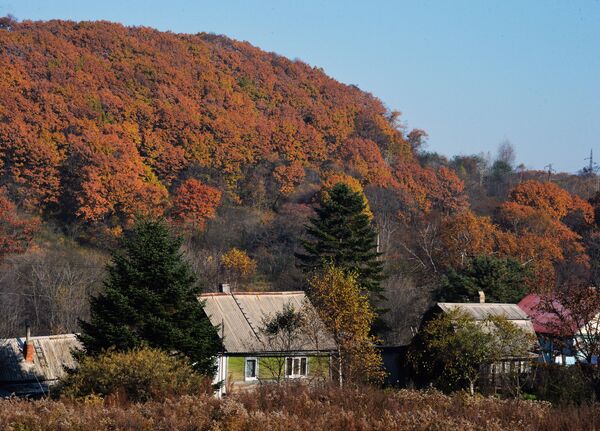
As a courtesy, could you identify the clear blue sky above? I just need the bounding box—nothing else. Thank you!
[2,1,599,173]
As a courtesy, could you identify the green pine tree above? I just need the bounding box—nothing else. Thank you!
[296,183,384,297]
[438,255,529,303]
[78,217,221,375]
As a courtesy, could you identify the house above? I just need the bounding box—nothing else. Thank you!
[435,297,538,393]
[0,327,80,398]
[518,293,591,365]
[200,285,337,396]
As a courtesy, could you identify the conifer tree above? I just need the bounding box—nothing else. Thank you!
[438,255,528,303]
[296,182,384,297]
[78,217,221,375]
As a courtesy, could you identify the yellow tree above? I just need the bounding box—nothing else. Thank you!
[308,264,385,386]
[220,247,257,288]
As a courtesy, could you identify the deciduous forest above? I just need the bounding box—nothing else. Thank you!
[1,18,600,344]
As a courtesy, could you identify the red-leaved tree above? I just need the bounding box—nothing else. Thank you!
[170,179,222,231]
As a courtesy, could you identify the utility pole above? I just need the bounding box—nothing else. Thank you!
[585,149,594,172]
[544,164,554,182]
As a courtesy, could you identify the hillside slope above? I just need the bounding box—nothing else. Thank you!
[0,19,437,233]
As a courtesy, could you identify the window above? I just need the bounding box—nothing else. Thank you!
[245,357,258,380]
[285,357,308,378]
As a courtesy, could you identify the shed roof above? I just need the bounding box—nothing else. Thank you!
[437,302,536,335]
[0,334,80,397]
[200,291,337,354]
[518,294,578,336]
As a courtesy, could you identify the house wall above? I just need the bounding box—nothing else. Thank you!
[227,356,246,381]
[225,354,331,390]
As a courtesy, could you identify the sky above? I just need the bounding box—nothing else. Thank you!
[1,1,599,173]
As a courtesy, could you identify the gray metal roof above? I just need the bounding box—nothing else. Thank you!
[0,334,80,396]
[200,291,337,354]
[437,303,535,335]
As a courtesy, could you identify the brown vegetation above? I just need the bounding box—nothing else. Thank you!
[1,384,599,430]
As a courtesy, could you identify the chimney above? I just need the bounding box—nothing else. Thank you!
[23,325,34,363]
[478,291,485,304]
[219,283,231,294]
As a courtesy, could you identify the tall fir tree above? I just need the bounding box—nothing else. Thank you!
[78,217,221,375]
[296,182,384,297]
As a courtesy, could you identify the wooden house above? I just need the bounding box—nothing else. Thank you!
[0,328,79,398]
[200,286,337,396]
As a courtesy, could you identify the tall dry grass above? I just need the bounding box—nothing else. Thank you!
[1,384,599,430]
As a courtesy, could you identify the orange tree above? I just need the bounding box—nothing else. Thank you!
[170,179,222,231]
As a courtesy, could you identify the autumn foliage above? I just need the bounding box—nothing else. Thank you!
[0,189,39,258]
[170,179,221,231]
[0,19,598,300]
[0,20,461,240]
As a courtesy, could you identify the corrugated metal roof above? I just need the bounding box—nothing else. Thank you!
[437,302,536,335]
[438,302,535,348]
[439,303,529,320]
[0,334,80,395]
[518,294,578,336]
[200,291,337,353]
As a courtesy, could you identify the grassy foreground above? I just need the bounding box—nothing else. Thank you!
[1,384,598,431]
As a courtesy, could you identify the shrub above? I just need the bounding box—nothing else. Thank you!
[4,384,600,430]
[58,347,212,403]
[528,363,594,405]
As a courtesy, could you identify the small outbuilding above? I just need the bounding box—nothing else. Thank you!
[0,328,80,398]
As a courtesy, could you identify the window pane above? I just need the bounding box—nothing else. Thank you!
[300,357,307,376]
[293,358,300,375]
[286,357,293,376]
[246,359,256,378]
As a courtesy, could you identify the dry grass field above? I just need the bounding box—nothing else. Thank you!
[1,384,598,431]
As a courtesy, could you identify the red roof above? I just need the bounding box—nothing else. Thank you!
[518,293,578,336]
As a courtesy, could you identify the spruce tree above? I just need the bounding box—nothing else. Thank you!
[79,217,221,375]
[296,183,384,297]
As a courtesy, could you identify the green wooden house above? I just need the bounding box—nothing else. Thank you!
[200,286,337,395]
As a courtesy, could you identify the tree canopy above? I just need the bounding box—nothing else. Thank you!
[78,217,221,375]
[409,309,534,394]
[438,255,529,303]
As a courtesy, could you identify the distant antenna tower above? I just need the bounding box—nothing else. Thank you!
[586,149,600,192]
[584,148,599,174]
[544,164,555,182]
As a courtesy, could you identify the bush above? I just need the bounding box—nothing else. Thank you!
[58,347,212,403]
[4,384,600,430]
[528,363,594,405]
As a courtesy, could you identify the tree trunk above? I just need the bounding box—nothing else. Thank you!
[338,346,343,388]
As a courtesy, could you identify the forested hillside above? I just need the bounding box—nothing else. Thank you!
[1,18,600,340]
[0,18,436,228]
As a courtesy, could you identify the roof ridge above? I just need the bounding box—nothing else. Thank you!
[200,290,305,296]
[1,333,78,343]
[438,302,521,306]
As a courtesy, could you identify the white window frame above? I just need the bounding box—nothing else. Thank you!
[285,356,308,378]
[245,357,258,381]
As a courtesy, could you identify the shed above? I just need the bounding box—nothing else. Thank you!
[0,333,80,398]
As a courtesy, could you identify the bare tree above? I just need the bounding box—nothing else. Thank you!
[496,140,516,168]
[0,245,106,337]
[253,301,330,384]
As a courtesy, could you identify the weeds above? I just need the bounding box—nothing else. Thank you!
[1,384,599,430]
